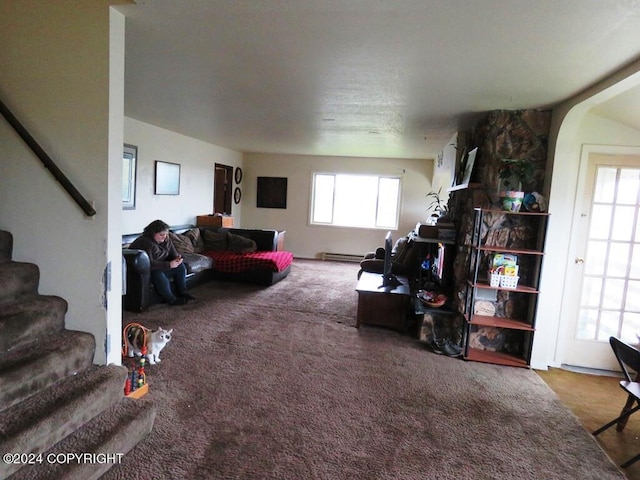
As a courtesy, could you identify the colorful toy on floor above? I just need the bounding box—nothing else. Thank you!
[122,323,149,398]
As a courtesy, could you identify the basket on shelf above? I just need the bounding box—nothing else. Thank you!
[500,275,519,289]
[489,253,519,289]
[488,272,519,289]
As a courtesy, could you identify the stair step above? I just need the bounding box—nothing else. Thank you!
[0,230,12,263]
[0,228,155,478]
[0,365,130,480]
[7,397,156,480]
[0,261,40,304]
[0,295,67,352]
[0,330,95,411]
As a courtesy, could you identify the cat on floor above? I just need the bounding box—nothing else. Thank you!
[126,324,173,365]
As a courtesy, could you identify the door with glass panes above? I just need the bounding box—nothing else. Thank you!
[563,153,640,370]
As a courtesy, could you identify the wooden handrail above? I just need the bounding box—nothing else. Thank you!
[0,98,96,217]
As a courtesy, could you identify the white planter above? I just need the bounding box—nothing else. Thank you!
[499,191,525,212]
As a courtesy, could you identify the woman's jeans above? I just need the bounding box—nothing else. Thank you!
[150,263,187,303]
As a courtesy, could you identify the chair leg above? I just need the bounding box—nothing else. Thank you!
[593,403,640,436]
[621,453,640,469]
[616,394,637,432]
[615,396,640,469]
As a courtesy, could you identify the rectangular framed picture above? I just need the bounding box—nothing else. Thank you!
[122,144,137,209]
[257,176,287,209]
[154,161,180,195]
[460,147,478,187]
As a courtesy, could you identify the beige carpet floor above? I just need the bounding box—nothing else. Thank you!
[103,259,625,479]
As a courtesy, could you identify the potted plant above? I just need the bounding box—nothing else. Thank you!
[426,188,450,224]
[498,158,535,212]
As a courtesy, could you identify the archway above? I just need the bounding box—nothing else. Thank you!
[531,62,640,370]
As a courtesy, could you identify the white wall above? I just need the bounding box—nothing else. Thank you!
[0,1,122,364]
[123,117,243,234]
[532,60,640,370]
[106,8,126,364]
[242,153,433,258]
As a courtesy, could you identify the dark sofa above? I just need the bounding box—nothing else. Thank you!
[122,224,291,312]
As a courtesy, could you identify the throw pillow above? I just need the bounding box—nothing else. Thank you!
[183,228,205,253]
[228,233,257,254]
[203,230,229,251]
[168,232,194,255]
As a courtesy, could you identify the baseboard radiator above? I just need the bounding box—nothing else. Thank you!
[321,252,363,263]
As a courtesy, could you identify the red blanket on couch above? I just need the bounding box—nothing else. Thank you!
[203,250,293,273]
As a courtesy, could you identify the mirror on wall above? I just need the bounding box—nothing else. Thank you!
[123,144,137,210]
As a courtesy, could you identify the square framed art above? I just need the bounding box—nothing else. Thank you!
[256,177,287,209]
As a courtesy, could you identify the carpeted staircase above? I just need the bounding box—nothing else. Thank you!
[0,230,156,480]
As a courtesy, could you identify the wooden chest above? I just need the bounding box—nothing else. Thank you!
[196,215,234,228]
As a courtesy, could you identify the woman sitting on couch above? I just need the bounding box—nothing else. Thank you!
[129,219,194,306]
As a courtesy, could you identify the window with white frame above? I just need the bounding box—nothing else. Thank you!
[310,173,401,229]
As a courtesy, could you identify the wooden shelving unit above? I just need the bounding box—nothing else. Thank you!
[462,208,549,367]
[463,313,534,331]
[464,347,529,368]
[467,279,540,294]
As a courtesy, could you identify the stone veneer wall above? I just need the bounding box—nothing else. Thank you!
[448,109,551,317]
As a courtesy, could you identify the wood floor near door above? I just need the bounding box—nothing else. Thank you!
[536,367,640,480]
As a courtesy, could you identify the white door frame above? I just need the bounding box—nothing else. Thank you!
[554,144,640,369]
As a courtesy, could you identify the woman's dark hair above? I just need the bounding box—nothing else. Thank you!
[143,219,171,236]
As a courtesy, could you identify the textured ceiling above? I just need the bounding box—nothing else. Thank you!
[116,0,640,159]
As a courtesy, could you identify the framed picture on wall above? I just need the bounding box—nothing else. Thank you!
[460,147,478,187]
[256,176,287,209]
[154,161,180,195]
